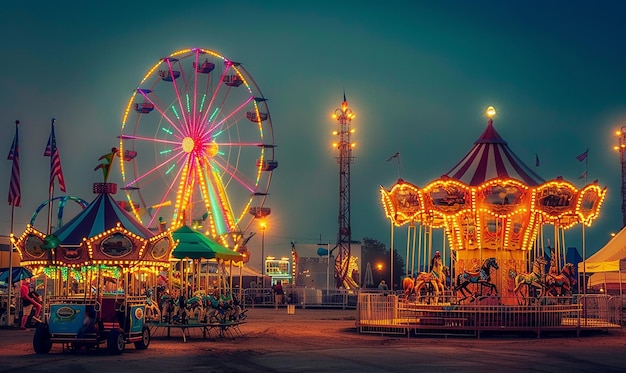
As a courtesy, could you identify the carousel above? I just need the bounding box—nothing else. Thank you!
[11,154,174,354]
[380,107,606,306]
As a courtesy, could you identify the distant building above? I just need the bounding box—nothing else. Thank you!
[0,235,19,268]
[291,243,362,289]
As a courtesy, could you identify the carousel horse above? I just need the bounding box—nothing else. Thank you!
[170,293,189,324]
[402,275,416,298]
[144,289,161,322]
[414,258,448,304]
[414,271,442,304]
[513,256,548,304]
[159,293,175,323]
[545,263,577,296]
[455,257,499,300]
[186,293,206,321]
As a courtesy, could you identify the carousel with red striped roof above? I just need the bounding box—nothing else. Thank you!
[381,107,606,305]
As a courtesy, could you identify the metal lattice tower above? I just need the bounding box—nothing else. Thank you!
[332,93,358,288]
[616,126,626,228]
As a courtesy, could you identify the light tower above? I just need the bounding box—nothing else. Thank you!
[331,93,358,288]
[614,126,626,228]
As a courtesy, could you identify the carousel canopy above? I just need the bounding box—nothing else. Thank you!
[171,225,242,262]
[53,192,154,245]
[445,118,545,186]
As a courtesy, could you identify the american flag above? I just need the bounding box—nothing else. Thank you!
[386,152,400,162]
[576,149,588,162]
[44,119,66,193]
[7,121,21,206]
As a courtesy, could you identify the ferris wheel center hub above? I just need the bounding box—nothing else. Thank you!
[182,137,195,153]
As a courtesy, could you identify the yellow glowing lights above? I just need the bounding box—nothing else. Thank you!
[381,176,606,251]
[182,137,195,153]
[486,106,496,118]
[206,141,218,157]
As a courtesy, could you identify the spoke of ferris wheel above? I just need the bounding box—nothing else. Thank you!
[146,166,183,229]
[211,157,257,194]
[120,134,182,145]
[125,148,186,189]
[204,96,254,138]
[191,51,201,130]
[138,89,186,138]
[195,78,214,134]
[163,57,190,128]
[198,68,231,127]
[215,141,264,147]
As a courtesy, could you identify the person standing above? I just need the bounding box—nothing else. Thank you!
[273,281,284,310]
[20,278,42,329]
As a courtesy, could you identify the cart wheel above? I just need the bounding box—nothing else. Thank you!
[33,324,52,354]
[107,327,125,355]
[134,326,150,350]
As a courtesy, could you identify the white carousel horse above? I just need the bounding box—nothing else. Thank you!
[414,257,448,304]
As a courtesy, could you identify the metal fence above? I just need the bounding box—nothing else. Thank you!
[356,291,623,338]
[241,287,358,309]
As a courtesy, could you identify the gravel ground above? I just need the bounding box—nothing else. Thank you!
[1,307,625,372]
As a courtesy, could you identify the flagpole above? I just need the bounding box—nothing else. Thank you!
[7,120,20,327]
[46,118,56,237]
[386,152,401,179]
[8,204,15,326]
[585,153,589,185]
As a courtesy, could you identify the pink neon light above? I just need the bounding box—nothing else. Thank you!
[164,57,190,131]
[211,156,256,193]
[204,96,254,138]
[138,90,186,138]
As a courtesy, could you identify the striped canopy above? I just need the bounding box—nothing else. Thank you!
[53,192,154,245]
[445,119,544,186]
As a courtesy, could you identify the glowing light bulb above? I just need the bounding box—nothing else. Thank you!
[486,106,496,118]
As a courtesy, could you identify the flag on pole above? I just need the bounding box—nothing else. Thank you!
[576,149,588,162]
[578,171,587,180]
[535,154,540,167]
[7,121,21,207]
[44,118,66,192]
[386,152,400,162]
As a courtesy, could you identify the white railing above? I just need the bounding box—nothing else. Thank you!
[357,292,622,337]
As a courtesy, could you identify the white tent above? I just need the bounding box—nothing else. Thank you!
[584,226,626,293]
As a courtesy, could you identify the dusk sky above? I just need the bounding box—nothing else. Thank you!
[1,1,626,271]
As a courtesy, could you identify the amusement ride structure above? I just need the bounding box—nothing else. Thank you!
[119,47,276,250]
[331,94,358,289]
[6,47,272,352]
[381,107,606,304]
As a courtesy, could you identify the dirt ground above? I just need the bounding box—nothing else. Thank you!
[1,307,626,372]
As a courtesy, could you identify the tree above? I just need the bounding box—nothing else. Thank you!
[361,237,405,290]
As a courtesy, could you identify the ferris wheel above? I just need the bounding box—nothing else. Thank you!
[119,47,276,246]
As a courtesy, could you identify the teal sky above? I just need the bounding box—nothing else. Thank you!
[1,1,625,269]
